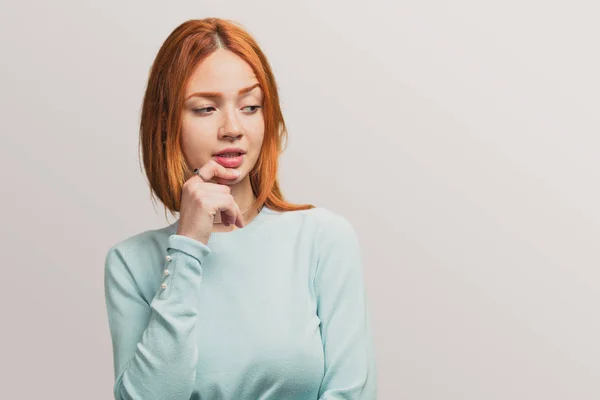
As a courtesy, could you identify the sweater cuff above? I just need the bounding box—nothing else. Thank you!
[167,234,212,263]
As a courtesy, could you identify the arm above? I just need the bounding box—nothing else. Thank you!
[104,234,211,400]
[314,213,378,399]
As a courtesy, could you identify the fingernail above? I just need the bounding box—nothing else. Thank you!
[232,170,241,176]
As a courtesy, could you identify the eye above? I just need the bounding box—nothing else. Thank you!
[192,105,262,114]
[243,105,262,113]
[192,107,214,114]
[191,105,262,115]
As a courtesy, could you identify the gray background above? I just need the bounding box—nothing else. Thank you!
[1,0,599,399]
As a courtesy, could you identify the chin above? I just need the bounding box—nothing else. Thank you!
[216,174,241,184]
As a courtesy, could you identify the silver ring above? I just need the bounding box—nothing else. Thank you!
[193,168,206,182]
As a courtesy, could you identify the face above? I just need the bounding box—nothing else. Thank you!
[181,49,265,185]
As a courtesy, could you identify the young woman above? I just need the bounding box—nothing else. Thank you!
[104,18,377,400]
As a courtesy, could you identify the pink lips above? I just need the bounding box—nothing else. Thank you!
[214,153,243,168]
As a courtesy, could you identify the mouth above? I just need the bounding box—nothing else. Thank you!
[214,153,244,168]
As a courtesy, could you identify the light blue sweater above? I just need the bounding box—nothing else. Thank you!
[104,205,377,399]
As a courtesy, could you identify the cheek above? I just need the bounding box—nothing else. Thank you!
[250,121,265,143]
[179,131,195,162]
[249,134,264,157]
[180,128,212,164]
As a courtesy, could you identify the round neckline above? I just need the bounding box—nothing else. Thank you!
[172,204,273,244]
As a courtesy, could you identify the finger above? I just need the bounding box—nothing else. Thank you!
[232,201,245,228]
[189,169,214,185]
[213,194,241,226]
[235,210,245,228]
[223,197,245,228]
[206,160,241,182]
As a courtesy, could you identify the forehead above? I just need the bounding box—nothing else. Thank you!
[185,50,261,98]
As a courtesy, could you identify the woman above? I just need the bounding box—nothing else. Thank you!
[104,18,377,400]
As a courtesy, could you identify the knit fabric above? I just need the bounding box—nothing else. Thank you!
[104,205,377,399]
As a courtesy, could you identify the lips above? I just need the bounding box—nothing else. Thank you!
[213,147,246,156]
[214,153,244,168]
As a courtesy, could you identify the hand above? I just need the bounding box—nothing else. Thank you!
[176,160,245,245]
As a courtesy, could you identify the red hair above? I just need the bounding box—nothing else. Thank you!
[138,18,315,220]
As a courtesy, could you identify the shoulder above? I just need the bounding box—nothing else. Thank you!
[274,206,356,239]
[280,206,353,227]
[309,207,365,287]
[106,224,171,258]
[296,206,360,252]
[311,206,356,234]
[104,224,174,284]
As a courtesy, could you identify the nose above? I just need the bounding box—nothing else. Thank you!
[218,105,243,140]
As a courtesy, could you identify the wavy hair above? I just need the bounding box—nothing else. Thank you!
[139,18,315,221]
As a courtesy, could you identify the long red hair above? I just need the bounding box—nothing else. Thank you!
[138,18,315,220]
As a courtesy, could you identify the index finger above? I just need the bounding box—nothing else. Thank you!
[196,160,241,183]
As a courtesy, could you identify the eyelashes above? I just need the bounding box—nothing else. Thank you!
[192,105,262,115]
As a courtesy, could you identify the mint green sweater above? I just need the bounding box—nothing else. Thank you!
[104,205,377,399]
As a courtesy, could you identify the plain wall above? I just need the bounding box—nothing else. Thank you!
[1,0,599,398]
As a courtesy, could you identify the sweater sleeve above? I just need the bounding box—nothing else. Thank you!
[103,234,212,400]
[314,214,378,399]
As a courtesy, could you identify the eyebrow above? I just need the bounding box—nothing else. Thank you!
[185,83,261,101]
